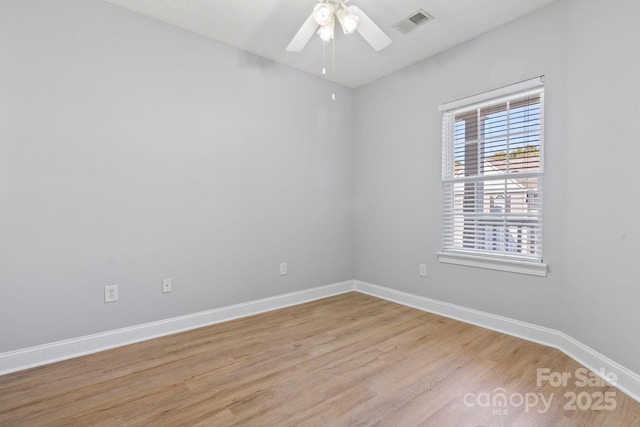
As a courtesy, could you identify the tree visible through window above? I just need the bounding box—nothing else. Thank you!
[441,79,544,264]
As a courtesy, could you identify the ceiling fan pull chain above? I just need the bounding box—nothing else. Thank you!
[332,36,335,75]
[322,40,327,76]
[331,37,336,102]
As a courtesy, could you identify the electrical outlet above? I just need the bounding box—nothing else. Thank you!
[280,262,287,276]
[162,278,172,293]
[419,264,427,277]
[105,285,118,303]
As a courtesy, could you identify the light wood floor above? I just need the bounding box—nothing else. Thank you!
[1,292,639,426]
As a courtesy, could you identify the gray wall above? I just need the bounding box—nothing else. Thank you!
[354,0,640,374]
[0,0,354,352]
[2,0,638,379]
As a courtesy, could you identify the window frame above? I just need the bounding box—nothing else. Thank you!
[436,77,548,277]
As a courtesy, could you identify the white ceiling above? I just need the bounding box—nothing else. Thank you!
[103,0,558,88]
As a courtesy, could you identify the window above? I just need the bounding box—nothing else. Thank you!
[437,77,547,276]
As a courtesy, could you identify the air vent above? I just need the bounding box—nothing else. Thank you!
[392,9,434,35]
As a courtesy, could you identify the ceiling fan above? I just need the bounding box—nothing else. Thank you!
[286,0,392,52]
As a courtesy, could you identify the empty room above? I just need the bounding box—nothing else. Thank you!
[1,0,639,425]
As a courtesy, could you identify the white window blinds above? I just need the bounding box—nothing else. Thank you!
[440,77,545,264]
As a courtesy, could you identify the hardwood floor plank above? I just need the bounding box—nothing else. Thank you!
[1,292,638,426]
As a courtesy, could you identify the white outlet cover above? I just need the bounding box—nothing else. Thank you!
[162,278,172,293]
[105,285,118,303]
[419,264,427,277]
[280,262,287,275]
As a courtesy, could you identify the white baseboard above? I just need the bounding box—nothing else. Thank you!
[2,279,638,404]
[0,280,355,376]
[354,280,640,404]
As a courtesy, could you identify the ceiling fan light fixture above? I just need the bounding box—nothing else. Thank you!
[286,1,392,53]
[317,16,335,42]
[313,2,335,26]
[337,6,359,34]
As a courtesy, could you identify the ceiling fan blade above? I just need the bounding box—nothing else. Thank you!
[286,13,319,52]
[348,5,392,51]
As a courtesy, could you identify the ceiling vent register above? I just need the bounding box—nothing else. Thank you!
[393,9,434,34]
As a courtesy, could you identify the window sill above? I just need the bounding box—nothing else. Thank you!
[437,251,548,277]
